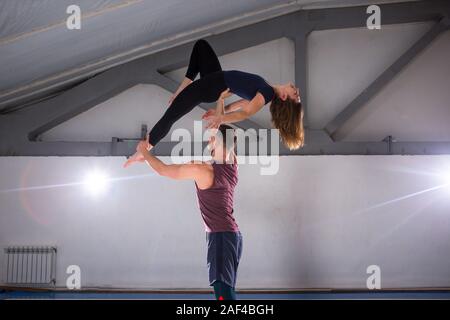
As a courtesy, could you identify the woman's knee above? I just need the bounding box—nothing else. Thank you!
[194,39,212,53]
[195,39,209,48]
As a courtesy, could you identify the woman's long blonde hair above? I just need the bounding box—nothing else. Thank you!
[269,96,305,150]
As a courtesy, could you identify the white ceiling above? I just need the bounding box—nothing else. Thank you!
[0,0,413,110]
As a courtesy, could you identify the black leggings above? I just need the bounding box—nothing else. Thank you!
[148,39,227,146]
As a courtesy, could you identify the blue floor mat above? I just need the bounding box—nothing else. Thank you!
[1,290,450,300]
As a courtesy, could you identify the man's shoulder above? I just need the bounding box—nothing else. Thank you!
[188,160,212,165]
[187,160,214,172]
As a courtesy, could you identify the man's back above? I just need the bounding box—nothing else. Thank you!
[195,161,239,233]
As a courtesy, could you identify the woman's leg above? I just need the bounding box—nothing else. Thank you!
[147,83,202,146]
[170,39,222,103]
[168,39,222,106]
[123,39,223,168]
[185,39,222,81]
[122,86,199,168]
[147,69,227,147]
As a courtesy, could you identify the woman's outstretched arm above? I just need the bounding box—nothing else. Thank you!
[205,92,265,128]
[225,99,249,113]
[201,98,249,122]
[214,88,233,115]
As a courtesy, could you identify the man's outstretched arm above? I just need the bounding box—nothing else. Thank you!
[136,141,208,181]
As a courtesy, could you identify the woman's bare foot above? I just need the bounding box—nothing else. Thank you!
[123,152,145,168]
[123,133,153,168]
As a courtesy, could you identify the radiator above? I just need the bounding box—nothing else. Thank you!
[3,246,57,286]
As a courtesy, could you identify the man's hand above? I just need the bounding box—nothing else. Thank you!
[136,134,150,154]
[219,88,232,100]
[204,113,222,130]
[202,109,216,120]
[136,140,149,155]
[201,89,232,129]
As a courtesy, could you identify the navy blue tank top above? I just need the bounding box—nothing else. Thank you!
[223,70,275,104]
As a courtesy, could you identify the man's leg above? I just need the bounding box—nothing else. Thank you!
[207,232,242,300]
[213,280,236,300]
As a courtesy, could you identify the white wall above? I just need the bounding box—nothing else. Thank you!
[308,22,432,129]
[1,155,450,289]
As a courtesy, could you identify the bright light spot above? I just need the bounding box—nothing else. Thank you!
[443,170,450,192]
[443,171,450,184]
[83,171,109,196]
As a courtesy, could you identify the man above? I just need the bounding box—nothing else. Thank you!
[136,121,242,300]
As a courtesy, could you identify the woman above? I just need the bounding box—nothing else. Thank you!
[124,39,304,168]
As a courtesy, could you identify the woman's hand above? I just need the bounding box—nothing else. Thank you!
[219,88,232,100]
[201,89,231,129]
[202,109,216,120]
[204,113,223,130]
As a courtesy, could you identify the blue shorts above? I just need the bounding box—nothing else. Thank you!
[206,231,243,289]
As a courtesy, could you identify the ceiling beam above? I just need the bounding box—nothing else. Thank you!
[0,3,295,110]
[325,18,449,140]
[25,65,139,140]
[3,0,447,110]
[307,0,448,30]
[1,129,449,156]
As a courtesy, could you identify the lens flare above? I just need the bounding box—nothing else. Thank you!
[83,171,109,196]
[442,170,450,192]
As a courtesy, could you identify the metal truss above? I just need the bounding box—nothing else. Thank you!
[0,0,449,156]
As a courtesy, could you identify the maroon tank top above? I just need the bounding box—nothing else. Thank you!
[195,161,239,232]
